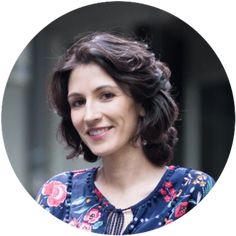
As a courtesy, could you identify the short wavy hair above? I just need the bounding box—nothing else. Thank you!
[48,32,179,166]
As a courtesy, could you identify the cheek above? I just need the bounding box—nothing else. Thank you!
[71,111,83,132]
[118,107,140,132]
[126,114,140,132]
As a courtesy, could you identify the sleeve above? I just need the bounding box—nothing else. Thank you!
[187,169,215,209]
[35,171,71,220]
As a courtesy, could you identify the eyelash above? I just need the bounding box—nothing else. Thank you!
[100,92,115,100]
[69,99,85,108]
[69,92,115,109]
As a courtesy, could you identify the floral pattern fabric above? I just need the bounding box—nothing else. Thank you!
[36,166,215,234]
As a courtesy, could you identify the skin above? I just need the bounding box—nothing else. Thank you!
[68,63,144,159]
[68,63,166,232]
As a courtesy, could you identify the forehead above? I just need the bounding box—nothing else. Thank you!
[68,63,118,93]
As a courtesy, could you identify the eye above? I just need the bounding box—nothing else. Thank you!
[69,98,85,108]
[100,92,115,100]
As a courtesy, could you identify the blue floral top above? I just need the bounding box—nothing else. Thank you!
[36,165,215,234]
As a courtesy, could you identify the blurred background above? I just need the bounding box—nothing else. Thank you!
[1,2,234,198]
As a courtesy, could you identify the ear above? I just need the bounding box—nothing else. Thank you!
[138,104,145,117]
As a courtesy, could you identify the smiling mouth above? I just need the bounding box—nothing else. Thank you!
[87,127,113,136]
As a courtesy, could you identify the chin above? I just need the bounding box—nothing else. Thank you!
[89,146,116,157]
[91,150,112,157]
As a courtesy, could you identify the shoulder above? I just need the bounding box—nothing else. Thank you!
[167,165,215,200]
[168,165,215,184]
[36,168,96,208]
[37,168,94,190]
[184,168,215,197]
[156,166,215,223]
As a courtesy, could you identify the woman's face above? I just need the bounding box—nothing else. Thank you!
[67,63,144,157]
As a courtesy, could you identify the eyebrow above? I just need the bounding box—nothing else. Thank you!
[67,85,119,99]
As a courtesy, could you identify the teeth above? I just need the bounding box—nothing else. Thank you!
[88,127,110,136]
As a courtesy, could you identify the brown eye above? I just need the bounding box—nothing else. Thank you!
[69,98,85,108]
[100,92,115,100]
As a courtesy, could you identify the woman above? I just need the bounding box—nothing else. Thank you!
[36,32,215,234]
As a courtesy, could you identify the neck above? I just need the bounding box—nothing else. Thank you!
[96,144,164,191]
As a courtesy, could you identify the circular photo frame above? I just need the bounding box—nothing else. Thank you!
[1,1,235,235]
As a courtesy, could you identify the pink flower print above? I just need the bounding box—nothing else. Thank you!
[94,188,103,201]
[84,208,101,224]
[69,218,80,228]
[164,218,173,225]
[175,201,188,218]
[72,169,87,177]
[42,181,67,207]
[160,188,167,196]
[164,195,171,203]
[169,188,176,198]
[168,165,175,170]
[79,222,92,231]
[69,219,92,231]
[164,181,173,188]
[103,201,109,207]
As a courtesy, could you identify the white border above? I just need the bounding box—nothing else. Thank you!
[0,0,235,235]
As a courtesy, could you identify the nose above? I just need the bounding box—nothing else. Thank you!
[83,101,102,124]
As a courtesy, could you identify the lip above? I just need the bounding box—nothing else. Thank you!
[86,126,113,141]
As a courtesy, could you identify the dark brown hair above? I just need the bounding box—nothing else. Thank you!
[48,32,179,166]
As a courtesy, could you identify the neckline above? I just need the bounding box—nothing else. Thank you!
[88,165,174,212]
